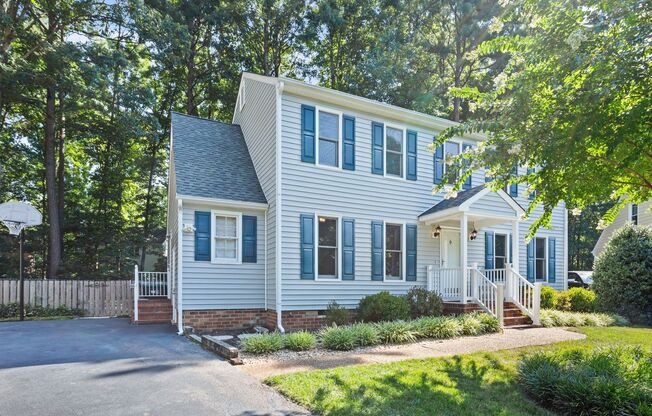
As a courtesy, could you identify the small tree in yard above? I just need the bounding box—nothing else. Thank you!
[593,225,652,323]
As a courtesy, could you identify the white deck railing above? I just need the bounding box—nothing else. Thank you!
[482,268,506,284]
[133,265,169,323]
[470,268,504,325]
[506,265,541,326]
[428,266,466,301]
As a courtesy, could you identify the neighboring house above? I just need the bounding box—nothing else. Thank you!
[593,201,651,258]
[165,73,568,333]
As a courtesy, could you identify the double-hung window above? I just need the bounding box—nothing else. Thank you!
[385,127,404,177]
[317,216,338,279]
[534,237,546,281]
[445,142,460,184]
[630,204,638,225]
[212,212,241,263]
[385,223,403,280]
[318,110,340,167]
[494,234,507,269]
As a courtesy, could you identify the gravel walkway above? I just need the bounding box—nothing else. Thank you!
[242,327,585,379]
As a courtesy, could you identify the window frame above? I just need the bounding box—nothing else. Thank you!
[437,139,466,185]
[494,233,508,269]
[314,213,342,281]
[443,141,461,185]
[384,221,406,281]
[315,106,343,170]
[210,209,242,264]
[534,236,547,282]
[384,123,406,179]
[629,203,638,225]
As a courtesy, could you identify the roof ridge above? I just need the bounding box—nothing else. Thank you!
[171,111,235,127]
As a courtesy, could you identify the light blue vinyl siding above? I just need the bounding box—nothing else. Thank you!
[181,204,266,309]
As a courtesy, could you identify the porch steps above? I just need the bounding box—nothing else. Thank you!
[502,302,533,327]
[133,298,173,324]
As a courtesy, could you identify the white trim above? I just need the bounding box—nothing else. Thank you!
[383,123,407,180]
[275,81,285,333]
[314,213,342,281]
[563,208,568,290]
[241,72,485,140]
[533,236,548,283]
[210,210,242,264]
[176,194,267,210]
[264,208,268,309]
[493,232,508,268]
[314,105,344,170]
[238,82,246,112]
[384,220,407,282]
[176,198,184,335]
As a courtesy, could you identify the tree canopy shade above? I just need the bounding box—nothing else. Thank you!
[437,0,652,236]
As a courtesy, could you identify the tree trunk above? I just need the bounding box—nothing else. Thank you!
[57,90,65,260]
[138,140,161,270]
[45,84,61,279]
[262,1,270,76]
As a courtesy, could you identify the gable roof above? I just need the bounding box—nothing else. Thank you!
[418,185,525,221]
[419,185,487,217]
[171,112,267,205]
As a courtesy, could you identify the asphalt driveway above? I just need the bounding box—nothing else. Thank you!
[0,318,307,416]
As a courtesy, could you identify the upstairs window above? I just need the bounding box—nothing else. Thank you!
[318,110,340,167]
[445,142,460,184]
[318,216,338,279]
[385,127,404,177]
[213,213,241,263]
[630,204,638,225]
[385,223,403,280]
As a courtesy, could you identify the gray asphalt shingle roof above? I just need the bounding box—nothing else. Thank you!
[171,112,267,204]
[419,185,486,217]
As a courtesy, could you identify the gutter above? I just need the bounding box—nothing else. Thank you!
[275,81,285,333]
[177,198,184,335]
[264,208,268,310]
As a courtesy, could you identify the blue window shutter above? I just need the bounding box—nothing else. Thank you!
[342,218,355,280]
[371,122,384,175]
[406,224,417,281]
[371,220,384,280]
[406,130,417,181]
[242,215,257,263]
[433,142,444,184]
[343,116,355,170]
[527,239,535,282]
[485,168,493,183]
[484,231,494,269]
[301,105,315,163]
[548,238,556,283]
[462,143,472,190]
[300,214,315,279]
[527,168,536,200]
[508,233,513,265]
[509,165,518,197]
[194,211,211,261]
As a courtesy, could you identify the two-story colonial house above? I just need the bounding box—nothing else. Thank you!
[163,72,568,334]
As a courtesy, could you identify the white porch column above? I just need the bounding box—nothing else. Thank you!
[511,220,520,273]
[460,213,468,304]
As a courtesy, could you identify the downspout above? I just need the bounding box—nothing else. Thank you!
[275,81,285,333]
[264,208,268,310]
[563,207,569,291]
[176,198,184,335]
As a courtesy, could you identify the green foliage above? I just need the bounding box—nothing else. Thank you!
[0,303,83,319]
[357,291,411,323]
[473,312,502,334]
[349,323,380,347]
[458,314,484,336]
[593,225,652,323]
[539,286,558,310]
[374,321,418,344]
[565,288,596,312]
[410,316,462,339]
[319,325,358,351]
[283,331,316,351]
[539,310,627,328]
[555,291,572,311]
[324,300,350,326]
[404,287,444,319]
[519,347,652,416]
[241,333,284,354]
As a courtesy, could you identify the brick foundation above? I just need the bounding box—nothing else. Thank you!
[442,302,482,315]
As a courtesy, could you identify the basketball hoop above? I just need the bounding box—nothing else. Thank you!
[1,220,24,236]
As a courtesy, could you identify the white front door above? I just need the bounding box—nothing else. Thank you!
[441,230,461,268]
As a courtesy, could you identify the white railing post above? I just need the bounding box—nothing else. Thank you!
[460,267,467,304]
[427,265,434,291]
[471,263,478,301]
[133,264,139,322]
[505,264,512,301]
[532,282,542,326]
[496,283,505,327]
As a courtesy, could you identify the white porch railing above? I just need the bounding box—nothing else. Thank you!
[470,268,504,324]
[482,268,506,284]
[506,265,541,326]
[133,265,169,323]
[427,266,467,301]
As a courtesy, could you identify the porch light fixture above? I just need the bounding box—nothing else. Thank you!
[432,225,442,238]
[469,223,478,241]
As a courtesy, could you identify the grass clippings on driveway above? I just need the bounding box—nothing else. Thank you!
[267,327,652,416]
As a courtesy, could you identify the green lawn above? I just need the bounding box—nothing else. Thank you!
[267,327,652,416]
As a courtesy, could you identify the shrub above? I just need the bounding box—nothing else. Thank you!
[458,313,483,336]
[320,325,357,351]
[324,300,350,326]
[241,333,284,354]
[283,331,316,351]
[349,323,379,347]
[357,291,410,322]
[404,287,444,318]
[565,287,596,312]
[539,286,558,310]
[473,312,501,334]
[539,309,628,328]
[0,303,84,319]
[375,321,418,344]
[410,316,461,339]
[555,291,572,311]
[519,347,652,416]
[593,225,652,323]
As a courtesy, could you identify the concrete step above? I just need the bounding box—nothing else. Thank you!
[503,315,533,326]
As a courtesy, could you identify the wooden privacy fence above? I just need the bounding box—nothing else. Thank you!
[0,280,133,317]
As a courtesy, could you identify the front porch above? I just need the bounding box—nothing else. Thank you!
[419,185,542,326]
